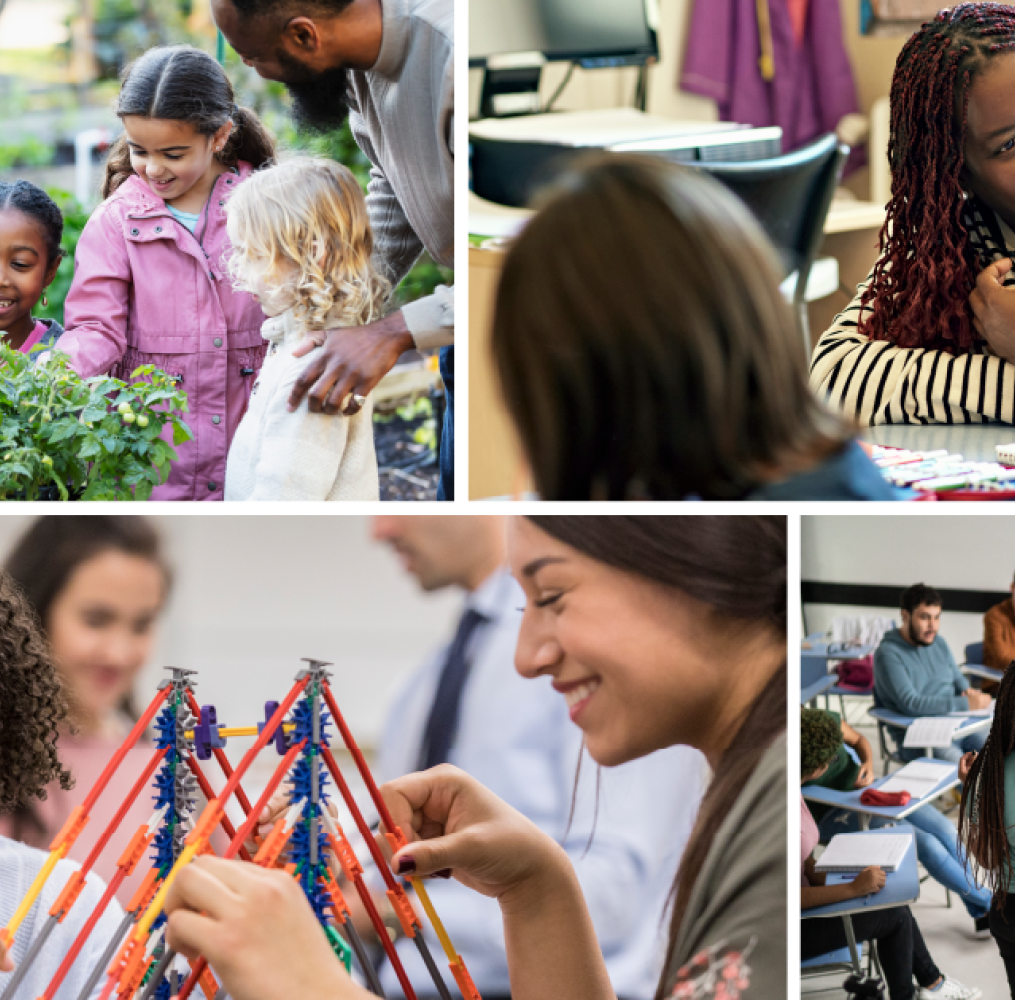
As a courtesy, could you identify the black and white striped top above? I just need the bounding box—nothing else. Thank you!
[810,199,1015,426]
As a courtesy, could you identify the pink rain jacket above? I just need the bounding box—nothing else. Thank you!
[60,163,267,501]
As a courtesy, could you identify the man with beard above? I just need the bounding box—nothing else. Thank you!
[874,583,992,762]
[211,0,455,497]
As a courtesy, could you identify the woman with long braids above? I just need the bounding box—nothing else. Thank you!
[0,569,125,996]
[959,666,1015,993]
[811,4,1015,424]
[160,515,787,1000]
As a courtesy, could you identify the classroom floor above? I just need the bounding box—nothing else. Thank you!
[803,709,1009,998]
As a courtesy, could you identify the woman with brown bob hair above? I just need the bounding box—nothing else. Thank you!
[162,515,787,1000]
[490,154,892,501]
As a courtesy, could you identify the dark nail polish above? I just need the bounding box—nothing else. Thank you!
[395,856,416,875]
[431,868,453,879]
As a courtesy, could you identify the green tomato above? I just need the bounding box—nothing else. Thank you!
[136,414,149,428]
[122,412,136,425]
[118,401,133,415]
[40,455,53,466]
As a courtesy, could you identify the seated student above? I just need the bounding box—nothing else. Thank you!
[811,5,1015,425]
[802,708,991,932]
[0,569,125,998]
[984,576,1015,674]
[802,711,980,1000]
[0,181,64,357]
[875,583,992,762]
[490,154,895,501]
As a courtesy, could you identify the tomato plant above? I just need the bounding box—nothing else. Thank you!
[0,346,192,500]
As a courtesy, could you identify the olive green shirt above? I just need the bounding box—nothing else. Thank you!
[661,733,786,998]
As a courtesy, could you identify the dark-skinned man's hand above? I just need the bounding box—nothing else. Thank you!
[287,310,415,415]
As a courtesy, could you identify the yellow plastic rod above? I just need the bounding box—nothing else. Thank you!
[132,841,200,942]
[0,844,69,945]
[183,723,296,740]
[409,877,459,963]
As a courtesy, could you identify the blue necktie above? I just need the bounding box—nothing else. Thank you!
[418,608,487,770]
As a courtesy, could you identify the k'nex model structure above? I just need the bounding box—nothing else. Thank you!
[0,661,481,1000]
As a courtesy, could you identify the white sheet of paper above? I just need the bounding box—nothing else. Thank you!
[948,709,994,717]
[876,760,953,799]
[815,833,913,873]
[903,717,961,749]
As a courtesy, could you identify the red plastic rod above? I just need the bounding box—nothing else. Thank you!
[42,867,126,1000]
[81,686,170,816]
[82,747,168,875]
[320,746,399,894]
[185,691,254,818]
[185,753,253,863]
[322,684,399,836]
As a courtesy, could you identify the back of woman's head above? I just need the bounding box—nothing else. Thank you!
[493,154,845,501]
[959,660,1015,904]
[225,156,389,328]
[103,45,276,198]
[4,515,170,629]
[0,570,71,812]
[861,3,1015,352]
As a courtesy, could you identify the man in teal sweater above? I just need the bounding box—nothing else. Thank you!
[874,583,992,762]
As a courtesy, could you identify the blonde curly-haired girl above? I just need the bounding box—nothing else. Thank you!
[223,156,389,501]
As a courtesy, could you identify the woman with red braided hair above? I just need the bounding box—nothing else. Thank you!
[812,3,1015,425]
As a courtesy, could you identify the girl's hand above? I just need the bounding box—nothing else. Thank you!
[382,764,572,910]
[165,857,366,1000]
[850,866,886,897]
[0,935,14,974]
[971,258,1015,362]
[959,752,978,785]
[854,760,874,788]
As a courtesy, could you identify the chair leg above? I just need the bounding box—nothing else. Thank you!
[842,915,862,977]
[946,888,952,909]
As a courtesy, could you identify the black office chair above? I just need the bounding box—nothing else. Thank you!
[684,134,848,355]
[470,133,846,355]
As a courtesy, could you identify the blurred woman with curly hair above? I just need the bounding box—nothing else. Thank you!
[0,569,125,998]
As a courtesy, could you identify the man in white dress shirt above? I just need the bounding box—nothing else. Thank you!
[370,515,706,1000]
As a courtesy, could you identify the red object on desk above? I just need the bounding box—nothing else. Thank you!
[860,789,911,807]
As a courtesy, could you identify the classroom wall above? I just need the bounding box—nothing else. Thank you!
[802,515,1015,662]
[0,516,463,759]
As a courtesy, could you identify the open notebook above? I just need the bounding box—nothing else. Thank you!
[814,832,913,873]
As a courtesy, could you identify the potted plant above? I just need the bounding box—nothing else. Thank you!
[0,346,192,501]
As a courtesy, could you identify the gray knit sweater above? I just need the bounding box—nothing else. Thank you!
[346,0,454,350]
[0,836,125,999]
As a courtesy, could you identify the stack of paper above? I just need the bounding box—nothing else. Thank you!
[878,760,954,799]
[815,833,913,873]
[903,717,961,748]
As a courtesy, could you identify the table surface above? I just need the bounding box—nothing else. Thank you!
[861,424,1015,464]
[802,636,876,659]
[802,675,839,706]
[868,707,992,737]
[802,757,958,820]
[803,825,920,918]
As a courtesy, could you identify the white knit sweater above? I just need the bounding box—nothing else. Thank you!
[224,309,380,501]
[0,836,125,1000]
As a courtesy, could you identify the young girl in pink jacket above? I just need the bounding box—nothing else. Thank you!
[58,45,276,501]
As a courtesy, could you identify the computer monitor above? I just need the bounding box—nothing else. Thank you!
[470,0,656,67]
[470,0,657,116]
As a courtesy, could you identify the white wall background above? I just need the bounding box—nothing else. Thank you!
[802,515,1015,661]
[0,514,464,772]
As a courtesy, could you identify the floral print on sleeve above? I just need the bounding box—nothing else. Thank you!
[668,937,758,999]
